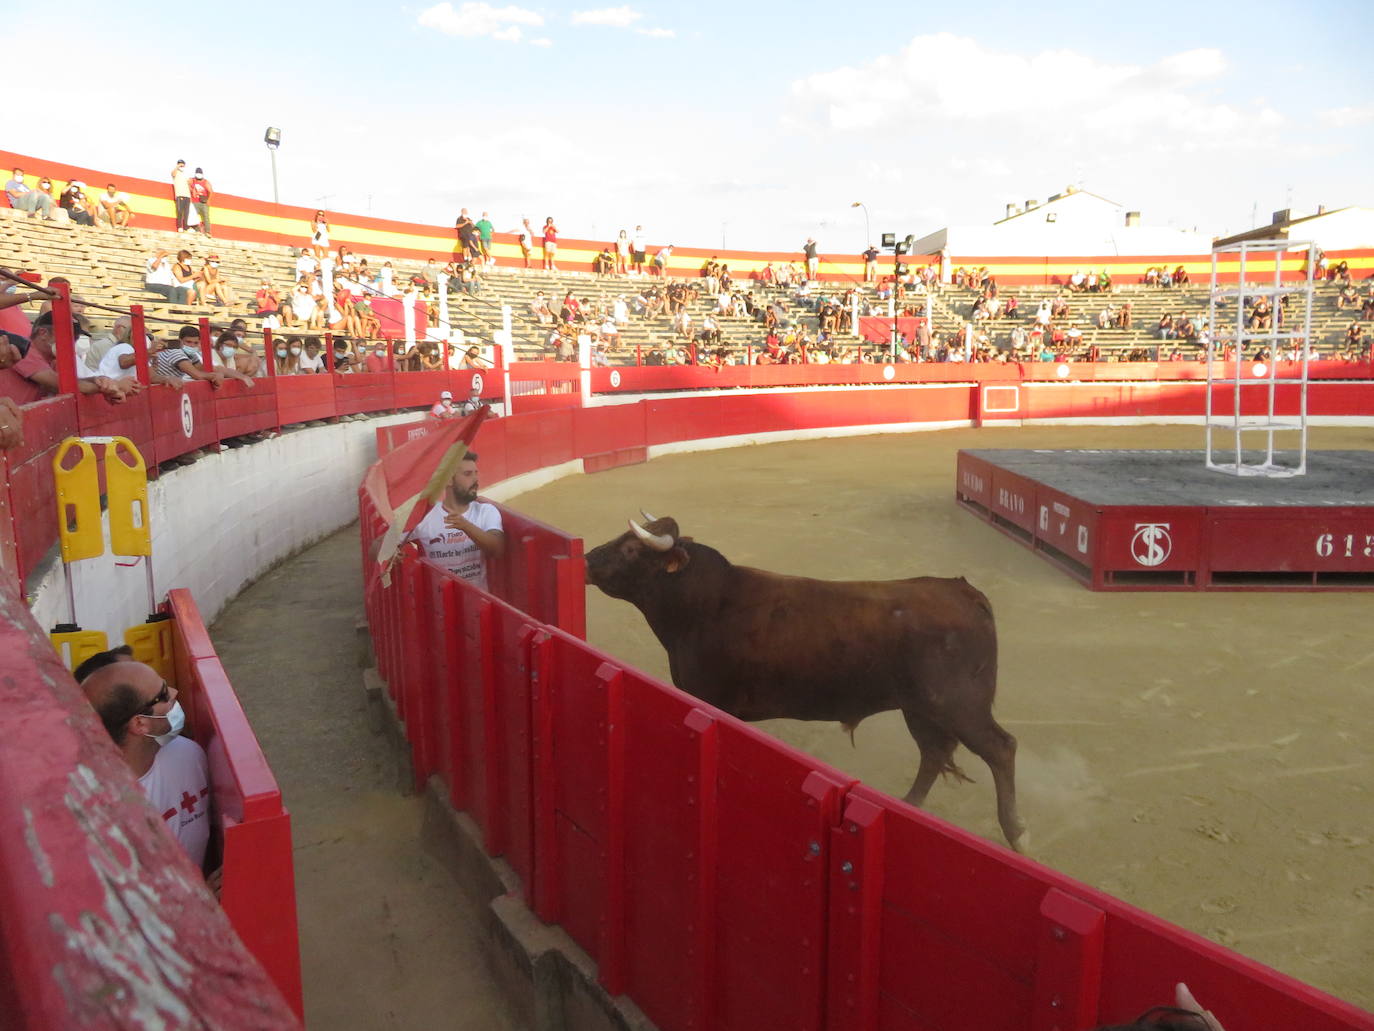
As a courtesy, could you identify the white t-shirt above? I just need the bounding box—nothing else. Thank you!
[298,349,324,373]
[98,342,136,378]
[295,254,317,280]
[409,500,503,592]
[171,168,190,198]
[146,256,175,287]
[139,735,211,869]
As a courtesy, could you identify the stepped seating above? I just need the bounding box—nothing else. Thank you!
[2,207,1362,368]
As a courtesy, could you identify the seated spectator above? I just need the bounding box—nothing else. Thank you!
[592,341,611,367]
[296,337,324,374]
[1115,302,1133,329]
[294,248,318,282]
[59,181,95,226]
[1158,313,1175,339]
[196,256,234,307]
[331,337,354,373]
[643,344,667,366]
[1347,321,1364,351]
[95,183,134,227]
[255,281,282,328]
[4,167,55,219]
[172,250,199,303]
[1,311,138,404]
[87,314,132,368]
[273,337,299,375]
[530,292,554,325]
[593,248,615,276]
[79,661,213,874]
[144,250,187,304]
[1173,264,1190,286]
[1337,285,1359,309]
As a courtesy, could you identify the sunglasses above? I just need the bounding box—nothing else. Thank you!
[142,681,171,713]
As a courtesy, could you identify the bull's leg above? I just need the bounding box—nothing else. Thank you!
[899,712,958,809]
[958,719,1025,853]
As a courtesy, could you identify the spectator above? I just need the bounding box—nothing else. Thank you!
[97,183,134,227]
[542,216,559,271]
[171,249,199,303]
[143,250,182,303]
[0,396,22,449]
[59,181,95,226]
[515,217,534,269]
[158,325,237,388]
[6,167,55,219]
[297,338,324,374]
[289,281,318,328]
[862,244,879,283]
[170,159,192,232]
[593,247,615,276]
[88,314,132,368]
[460,346,487,370]
[331,337,354,372]
[430,389,457,418]
[311,211,330,257]
[802,237,819,280]
[455,209,479,262]
[0,311,136,404]
[273,337,299,375]
[189,168,213,236]
[294,247,318,282]
[79,660,212,873]
[475,211,494,265]
[255,280,282,329]
[653,244,673,279]
[530,291,554,325]
[398,451,504,590]
[630,225,647,275]
[196,256,234,307]
[614,229,630,274]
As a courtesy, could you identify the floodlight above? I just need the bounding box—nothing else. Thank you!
[264,127,282,150]
[881,232,896,249]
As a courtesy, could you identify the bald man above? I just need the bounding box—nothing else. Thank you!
[81,660,210,869]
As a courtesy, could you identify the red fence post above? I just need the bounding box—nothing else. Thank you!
[597,662,627,996]
[129,304,151,387]
[827,793,886,1031]
[264,327,277,380]
[684,708,720,1031]
[1031,889,1106,1031]
[51,284,77,395]
[198,316,213,368]
[529,628,560,923]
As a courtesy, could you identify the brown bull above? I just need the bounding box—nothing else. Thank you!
[585,514,1024,851]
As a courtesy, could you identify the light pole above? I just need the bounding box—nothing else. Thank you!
[851,201,870,246]
[263,127,281,205]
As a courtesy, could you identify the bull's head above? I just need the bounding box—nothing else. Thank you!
[585,512,692,601]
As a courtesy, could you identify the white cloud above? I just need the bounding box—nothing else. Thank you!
[417,2,543,41]
[529,36,553,47]
[1318,104,1374,128]
[789,33,1263,146]
[635,26,674,38]
[571,5,642,26]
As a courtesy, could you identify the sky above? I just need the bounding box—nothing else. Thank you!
[5,0,1372,253]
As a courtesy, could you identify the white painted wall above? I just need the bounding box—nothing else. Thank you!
[30,415,416,644]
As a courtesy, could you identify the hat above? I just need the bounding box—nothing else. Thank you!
[440,390,453,400]
[207,254,219,260]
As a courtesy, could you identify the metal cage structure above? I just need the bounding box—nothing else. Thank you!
[1205,238,1316,477]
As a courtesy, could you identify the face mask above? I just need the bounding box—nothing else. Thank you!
[142,701,185,746]
[209,262,219,269]
[276,347,287,358]
[290,346,301,356]
[374,350,384,358]
[220,345,236,356]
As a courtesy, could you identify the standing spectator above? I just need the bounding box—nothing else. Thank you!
[189,168,213,236]
[399,452,505,591]
[311,211,330,257]
[862,244,879,283]
[514,217,534,269]
[542,216,559,271]
[631,225,647,275]
[0,312,136,404]
[615,229,630,274]
[98,183,134,227]
[653,244,673,279]
[455,209,479,262]
[59,181,95,226]
[170,159,191,232]
[79,662,212,872]
[5,167,55,219]
[803,238,820,281]
[476,211,494,266]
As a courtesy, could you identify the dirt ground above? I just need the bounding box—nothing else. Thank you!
[210,532,523,1031]
[506,424,1374,1012]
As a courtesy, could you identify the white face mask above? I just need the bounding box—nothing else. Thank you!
[220,344,236,356]
[290,346,302,356]
[142,700,185,746]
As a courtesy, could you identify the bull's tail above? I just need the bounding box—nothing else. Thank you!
[941,759,976,785]
[840,720,859,748]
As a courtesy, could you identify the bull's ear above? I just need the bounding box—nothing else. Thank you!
[664,546,691,574]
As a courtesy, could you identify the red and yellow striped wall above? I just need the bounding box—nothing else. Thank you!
[3,149,1370,286]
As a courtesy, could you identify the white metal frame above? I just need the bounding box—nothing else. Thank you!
[1204,238,1315,477]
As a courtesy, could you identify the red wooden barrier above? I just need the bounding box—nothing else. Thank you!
[213,377,279,440]
[165,588,304,1019]
[334,371,396,416]
[276,373,337,425]
[0,578,299,1030]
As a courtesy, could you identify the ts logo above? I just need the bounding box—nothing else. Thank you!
[1130,523,1172,567]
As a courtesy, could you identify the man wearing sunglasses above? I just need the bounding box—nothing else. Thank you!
[81,660,211,871]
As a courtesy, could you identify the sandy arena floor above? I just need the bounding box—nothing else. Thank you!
[507,423,1374,1011]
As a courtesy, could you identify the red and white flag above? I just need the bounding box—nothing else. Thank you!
[363,408,488,583]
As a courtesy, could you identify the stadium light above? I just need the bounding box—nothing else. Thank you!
[263,127,281,205]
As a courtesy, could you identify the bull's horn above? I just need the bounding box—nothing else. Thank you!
[628,518,674,552]
[639,509,657,523]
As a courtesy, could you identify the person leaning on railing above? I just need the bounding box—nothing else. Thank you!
[0,311,140,405]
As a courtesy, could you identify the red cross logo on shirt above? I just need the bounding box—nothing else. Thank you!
[180,791,199,814]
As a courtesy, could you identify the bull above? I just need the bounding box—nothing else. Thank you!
[584,514,1025,851]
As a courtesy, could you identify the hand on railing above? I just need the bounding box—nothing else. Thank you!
[0,396,23,449]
